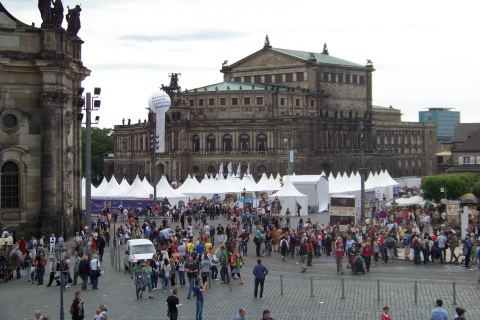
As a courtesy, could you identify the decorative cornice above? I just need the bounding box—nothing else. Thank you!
[39,91,69,106]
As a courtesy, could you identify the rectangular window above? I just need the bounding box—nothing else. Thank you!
[275,74,283,82]
[322,72,329,82]
[208,98,215,106]
[286,73,293,82]
[244,97,251,105]
[254,75,262,83]
[244,76,251,83]
[359,76,365,85]
[265,74,272,83]
[338,73,343,83]
[232,97,238,105]
[220,98,226,106]
[352,75,358,84]
[280,98,285,105]
[477,156,480,164]
[198,99,204,106]
[310,100,315,107]
[296,72,304,81]
[330,73,336,83]
[295,99,300,107]
[189,99,194,107]
[234,77,241,82]
[345,74,351,83]
[256,97,264,105]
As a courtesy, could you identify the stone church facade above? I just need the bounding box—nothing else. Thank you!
[107,39,436,183]
[0,4,89,235]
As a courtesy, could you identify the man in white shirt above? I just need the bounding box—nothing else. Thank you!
[437,232,448,263]
[49,234,56,252]
[89,254,101,290]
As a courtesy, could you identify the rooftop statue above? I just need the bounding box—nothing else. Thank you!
[66,5,81,36]
[38,0,64,28]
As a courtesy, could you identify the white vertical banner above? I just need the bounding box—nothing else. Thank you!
[148,90,171,153]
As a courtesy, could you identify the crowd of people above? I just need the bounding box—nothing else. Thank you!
[1,195,480,319]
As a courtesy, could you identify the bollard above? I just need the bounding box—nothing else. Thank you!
[280,275,284,296]
[310,277,314,297]
[341,278,345,299]
[414,281,418,304]
[453,282,456,305]
[377,279,380,301]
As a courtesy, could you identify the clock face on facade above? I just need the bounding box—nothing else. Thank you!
[2,114,18,128]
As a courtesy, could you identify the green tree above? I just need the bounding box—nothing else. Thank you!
[81,127,113,185]
[421,173,479,202]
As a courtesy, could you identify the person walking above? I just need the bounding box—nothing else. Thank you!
[193,277,205,320]
[335,240,344,275]
[454,307,466,320]
[70,291,85,320]
[72,251,81,286]
[166,288,181,320]
[430,299,449,320]
[185,256,198,299]
[298,239,308,273]
[234,307,246,320]
[219,245,230,285]
[89,254,101,290]
[133,261,146,299]
[381,306,392,320]
[261,309,275,320]
[252,259,268,299]
[78,255,90,290]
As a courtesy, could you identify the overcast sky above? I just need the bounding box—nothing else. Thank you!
[5,0,480,128]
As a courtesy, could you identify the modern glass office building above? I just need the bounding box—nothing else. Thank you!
[419,108,460,143]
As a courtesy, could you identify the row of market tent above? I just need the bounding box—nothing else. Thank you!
[83,170,400,216]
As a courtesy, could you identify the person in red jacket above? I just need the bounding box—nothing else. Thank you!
[18,236,27,255]
[361,241,373,272]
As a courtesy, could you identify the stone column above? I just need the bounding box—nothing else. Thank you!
[39,91,68,230]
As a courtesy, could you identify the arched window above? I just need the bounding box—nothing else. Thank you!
[1,161,19,209]
[223,134,232,152]
[192,165,200,174]
[192,135,200,152]
[256,133,267,152]
[239,134,249,152]
[207,134,216,152]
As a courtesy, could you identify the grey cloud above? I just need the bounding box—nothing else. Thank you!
[119,30,246,42]
[91,62,209,71]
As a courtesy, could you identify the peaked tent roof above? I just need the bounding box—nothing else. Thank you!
[270,178,307,198]
[155,176,188,199]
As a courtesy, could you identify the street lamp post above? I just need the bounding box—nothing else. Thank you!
[54,242,68,320]
[80,88,101,254]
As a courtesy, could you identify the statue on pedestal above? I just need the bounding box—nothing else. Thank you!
[66,5,82,36]
[38,0,64,28]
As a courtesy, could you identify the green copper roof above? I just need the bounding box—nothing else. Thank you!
[272,47,363,68]
[185,82,306,93]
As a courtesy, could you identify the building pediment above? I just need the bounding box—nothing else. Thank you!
[224,48,306,73]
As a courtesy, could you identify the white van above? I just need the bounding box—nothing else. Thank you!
[124,239,156,270]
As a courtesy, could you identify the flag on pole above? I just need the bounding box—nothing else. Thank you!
[247,163,251,176]
[219,162,224,176]
[236,162,241,177]
[227,162,233,175]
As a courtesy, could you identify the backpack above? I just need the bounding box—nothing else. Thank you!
[412,238,420,248]
[386,238,394,249]
[158,265,165,278]
[69,303,75,316]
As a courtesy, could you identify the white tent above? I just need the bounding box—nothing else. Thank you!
[268,175,281,191]
[285,175,329,213]
[177,175,201,197]
[102,175,121,198]
[386,195,423,207]
[155,176,189,206]
[92,177,109,197]
[118,175,153,199]
[270,178,308,216]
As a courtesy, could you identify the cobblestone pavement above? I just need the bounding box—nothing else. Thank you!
[1,215,479,320]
